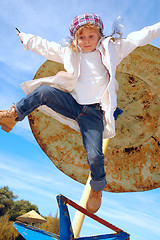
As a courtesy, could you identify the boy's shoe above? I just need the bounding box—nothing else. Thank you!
[0,105,18,132]
[86,189,102,213]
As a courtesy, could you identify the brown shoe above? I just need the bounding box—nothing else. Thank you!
[86,189,102,213]
[0,105,18,132]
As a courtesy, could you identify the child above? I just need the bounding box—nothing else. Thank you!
[0,13,160,213]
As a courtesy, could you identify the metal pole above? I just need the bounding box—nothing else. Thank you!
[72,138,110,238]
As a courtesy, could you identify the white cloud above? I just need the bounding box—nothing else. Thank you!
[0,150,81,197]
[102,207,160,234]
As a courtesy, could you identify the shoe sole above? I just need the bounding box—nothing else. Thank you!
[0,123,11,132]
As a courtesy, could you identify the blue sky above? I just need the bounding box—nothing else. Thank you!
[0,0,160,239]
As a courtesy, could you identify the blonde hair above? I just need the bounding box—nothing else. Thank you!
[70,24,103,52]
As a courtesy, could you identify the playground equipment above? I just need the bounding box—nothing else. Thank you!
[28,44,160,193]
[13,44,160,239]
[13,194,130,240]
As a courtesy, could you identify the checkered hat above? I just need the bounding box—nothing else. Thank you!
[69,13,104,37]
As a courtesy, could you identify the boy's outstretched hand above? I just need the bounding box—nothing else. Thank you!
[15,28,23,44]
[16,33,23,44]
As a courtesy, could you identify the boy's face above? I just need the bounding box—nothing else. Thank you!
[77,27,101,53]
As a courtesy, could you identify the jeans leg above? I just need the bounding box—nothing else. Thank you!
[15,85,80,121]
[15,86,106,191]
[77,105,107,191]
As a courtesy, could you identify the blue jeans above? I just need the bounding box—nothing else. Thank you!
[15,85,107,191]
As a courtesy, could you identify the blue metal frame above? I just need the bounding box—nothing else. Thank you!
[13,194,130,240]
[56,195,74,240]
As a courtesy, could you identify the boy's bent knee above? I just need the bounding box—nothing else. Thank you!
[37,85,56,102]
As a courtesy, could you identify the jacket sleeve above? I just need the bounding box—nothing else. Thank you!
[115,21,160,65]
[19,32,66,63]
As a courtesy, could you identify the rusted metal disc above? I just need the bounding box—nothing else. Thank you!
[28,44,160,193]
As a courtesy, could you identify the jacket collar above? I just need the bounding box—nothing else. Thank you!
[96,36,111,50]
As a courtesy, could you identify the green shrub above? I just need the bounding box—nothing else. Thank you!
[40,214,60,235]
[0,214,19,240]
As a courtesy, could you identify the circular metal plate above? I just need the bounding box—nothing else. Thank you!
[28,45,160,192]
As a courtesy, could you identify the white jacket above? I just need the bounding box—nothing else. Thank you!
[19,22,160,138]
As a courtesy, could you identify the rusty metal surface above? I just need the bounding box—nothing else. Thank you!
[28,44,160,193]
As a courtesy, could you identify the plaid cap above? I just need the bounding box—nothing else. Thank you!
[69,13,104,37]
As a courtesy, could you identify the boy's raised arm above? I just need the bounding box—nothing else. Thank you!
[17,32,65,64]
[115,21,160,64]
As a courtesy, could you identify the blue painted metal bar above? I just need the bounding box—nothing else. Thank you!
[13,221,59,240]
[77,231,130,240]
[13,222,130,240]
[56,195,74,240]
